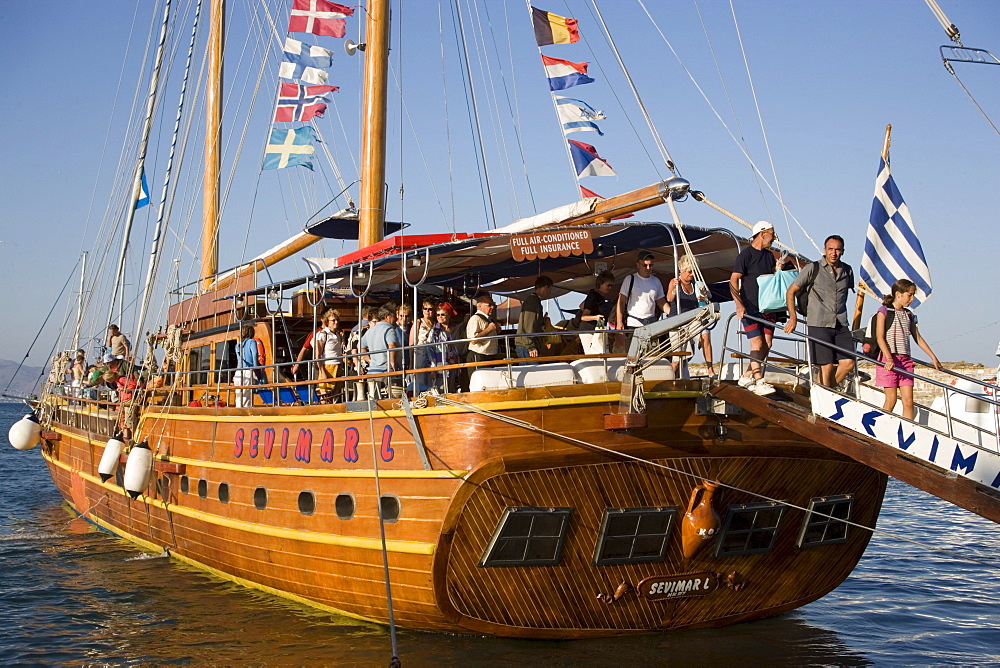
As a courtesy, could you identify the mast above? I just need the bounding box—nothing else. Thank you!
[358,0,390,249]
[106,0,173,329]
[201,0,223,289]
[72,251,87,352]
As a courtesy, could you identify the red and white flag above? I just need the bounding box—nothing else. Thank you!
[288,0,353,38]
[274,82,338,122]
[579,186,632,219]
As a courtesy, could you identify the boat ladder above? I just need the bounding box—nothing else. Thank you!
[711,317,1000,524]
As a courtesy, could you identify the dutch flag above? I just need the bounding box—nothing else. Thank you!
[542,55,594,91]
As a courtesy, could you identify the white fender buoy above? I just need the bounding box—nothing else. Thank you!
[8,414,41,451]
[123,441,153,499]
[98,433,125,482]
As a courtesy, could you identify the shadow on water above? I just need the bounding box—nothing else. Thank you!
[1,405,997,664]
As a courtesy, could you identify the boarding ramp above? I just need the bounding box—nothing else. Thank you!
[710,314,1000,525]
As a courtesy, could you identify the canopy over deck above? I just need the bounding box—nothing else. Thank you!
[240,221,807,302]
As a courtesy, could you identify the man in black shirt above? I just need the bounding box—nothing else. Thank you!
[729,220,779,395]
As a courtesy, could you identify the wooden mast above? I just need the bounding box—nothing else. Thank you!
[358,0,390,249]
[851,124,891,330]
[201,0,223,289]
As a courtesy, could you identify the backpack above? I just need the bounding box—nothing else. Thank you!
[858,308,896,358]
[793,261,820,317]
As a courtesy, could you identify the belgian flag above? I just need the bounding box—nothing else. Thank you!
[532,7,580,46]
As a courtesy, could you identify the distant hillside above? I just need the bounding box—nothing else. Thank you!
[0,358,45,401]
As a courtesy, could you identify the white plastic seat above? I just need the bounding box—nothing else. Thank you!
[469,363,577,392]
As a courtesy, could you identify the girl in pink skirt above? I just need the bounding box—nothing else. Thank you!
[875,279,942,419]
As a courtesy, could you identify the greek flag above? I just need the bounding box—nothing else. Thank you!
[860,155,932,306]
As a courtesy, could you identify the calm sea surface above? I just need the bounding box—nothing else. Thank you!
[1,403,997,665]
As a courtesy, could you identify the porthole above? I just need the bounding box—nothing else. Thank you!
[254,486,268,510]
[218,481,230,504]
[335,493,355,520]
[180,475,189,494]
[197,478,208,499]
[379,495,401,523]
[298,490,316,516]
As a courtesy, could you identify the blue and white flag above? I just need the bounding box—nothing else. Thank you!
[279,37,333,85]
[554,95,605,135]
[263,126,317,170]
[568,139,615,177]
[860,155,932,306]
[135,168,150,209]
[542,55,594,91]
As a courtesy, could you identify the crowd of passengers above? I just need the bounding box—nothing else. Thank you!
[45,252,718,409]
[278,251,717,404]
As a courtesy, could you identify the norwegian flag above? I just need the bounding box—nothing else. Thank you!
[288,0,354,38]
[274,82,338,122]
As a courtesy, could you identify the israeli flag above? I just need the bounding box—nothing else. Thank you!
[554,95,605,135]
[135,169,150,209]
[860,156,932,306]
[279,37,333,85]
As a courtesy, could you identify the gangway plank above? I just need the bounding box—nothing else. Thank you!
[710,382,1000,525]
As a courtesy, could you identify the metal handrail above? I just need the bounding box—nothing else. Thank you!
[731,313,1000,452]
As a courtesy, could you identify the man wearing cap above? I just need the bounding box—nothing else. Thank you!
[729,221,780,395]
[616,251,670,333]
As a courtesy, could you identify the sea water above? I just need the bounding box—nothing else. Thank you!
[1,403,997,665]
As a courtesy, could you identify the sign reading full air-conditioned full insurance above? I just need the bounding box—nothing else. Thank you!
[510,229,593,261]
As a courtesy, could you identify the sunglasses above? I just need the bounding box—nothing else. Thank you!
[436,312,448,317]
[423,307,434,311]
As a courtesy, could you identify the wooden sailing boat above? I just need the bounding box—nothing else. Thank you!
[16,0,906,639]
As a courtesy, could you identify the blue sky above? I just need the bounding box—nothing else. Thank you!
[0,0,998,367]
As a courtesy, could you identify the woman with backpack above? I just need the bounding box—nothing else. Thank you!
[875,278,942,419]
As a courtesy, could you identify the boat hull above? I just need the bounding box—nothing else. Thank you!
[38,385,886,638]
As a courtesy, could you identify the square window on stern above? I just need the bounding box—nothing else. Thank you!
[593,507,678,566]
[479,507,573,568]
[714,502,787,557]
[797,494,854,548]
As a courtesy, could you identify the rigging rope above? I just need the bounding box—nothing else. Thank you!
[438,0,457,231]
[635,0,820,254]
[433,395,1000,572]
[453,0,498,228]
[727,0,794,255]
[587,0,677,175]
[366,410,400,666]
[942,61,1000,138]
[692,0,774,223]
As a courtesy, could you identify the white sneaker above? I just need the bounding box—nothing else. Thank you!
[751,381,776,396]
[737,375,756,388]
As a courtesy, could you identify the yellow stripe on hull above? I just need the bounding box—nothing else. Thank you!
[141,391,702,423]
[43,451,437,556]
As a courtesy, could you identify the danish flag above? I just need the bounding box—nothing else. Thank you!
[288,0,354,38]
